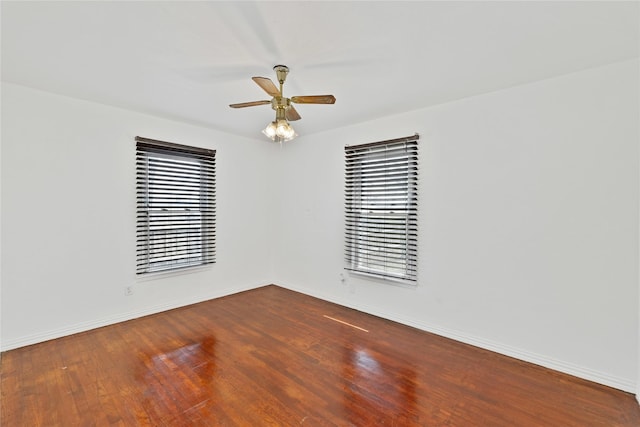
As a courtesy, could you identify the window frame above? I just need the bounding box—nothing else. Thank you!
[344,134,419,283]
[136,136,216,275]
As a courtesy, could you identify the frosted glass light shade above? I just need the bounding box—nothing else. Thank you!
[263,119,296,142]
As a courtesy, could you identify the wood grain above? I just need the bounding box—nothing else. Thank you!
[2,285,639,426]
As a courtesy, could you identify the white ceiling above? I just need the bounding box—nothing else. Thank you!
[2,1,638,141]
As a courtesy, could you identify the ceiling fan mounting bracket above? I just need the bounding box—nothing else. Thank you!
[273,65,289,85]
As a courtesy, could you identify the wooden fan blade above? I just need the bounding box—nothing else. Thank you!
[252,77,280,97]
[291,95,336,104]
[229,100,271,108]
[286,105,301,121]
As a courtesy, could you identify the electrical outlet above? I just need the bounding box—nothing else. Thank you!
[125,286,134,296]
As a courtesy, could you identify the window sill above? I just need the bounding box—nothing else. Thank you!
[345,268,417,288]
[136,264,212,282]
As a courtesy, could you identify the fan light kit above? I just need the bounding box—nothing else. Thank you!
[230,65,336,143]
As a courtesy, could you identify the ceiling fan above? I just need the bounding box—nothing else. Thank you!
[229,65,336,142]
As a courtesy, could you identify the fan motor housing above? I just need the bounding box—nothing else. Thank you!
[271,96,291,110]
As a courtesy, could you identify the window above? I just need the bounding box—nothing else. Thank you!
[136,137,216,275]
[345,134,418,282]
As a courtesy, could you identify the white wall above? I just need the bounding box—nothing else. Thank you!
[272,59,639,392]
[0,82,276,350]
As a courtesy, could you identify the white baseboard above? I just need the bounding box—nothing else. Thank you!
[1,282,265,352]
[277,283,636,394]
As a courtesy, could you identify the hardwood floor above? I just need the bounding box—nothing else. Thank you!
[2,285,639,426]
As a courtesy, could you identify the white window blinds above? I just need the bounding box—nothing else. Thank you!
[345,134,418,282]
[136,137,216,275]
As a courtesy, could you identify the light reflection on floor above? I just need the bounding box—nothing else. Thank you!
[139,337,216,423]
[343,345,419,425]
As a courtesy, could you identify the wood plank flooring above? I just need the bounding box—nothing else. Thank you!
[2,285,639,426]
